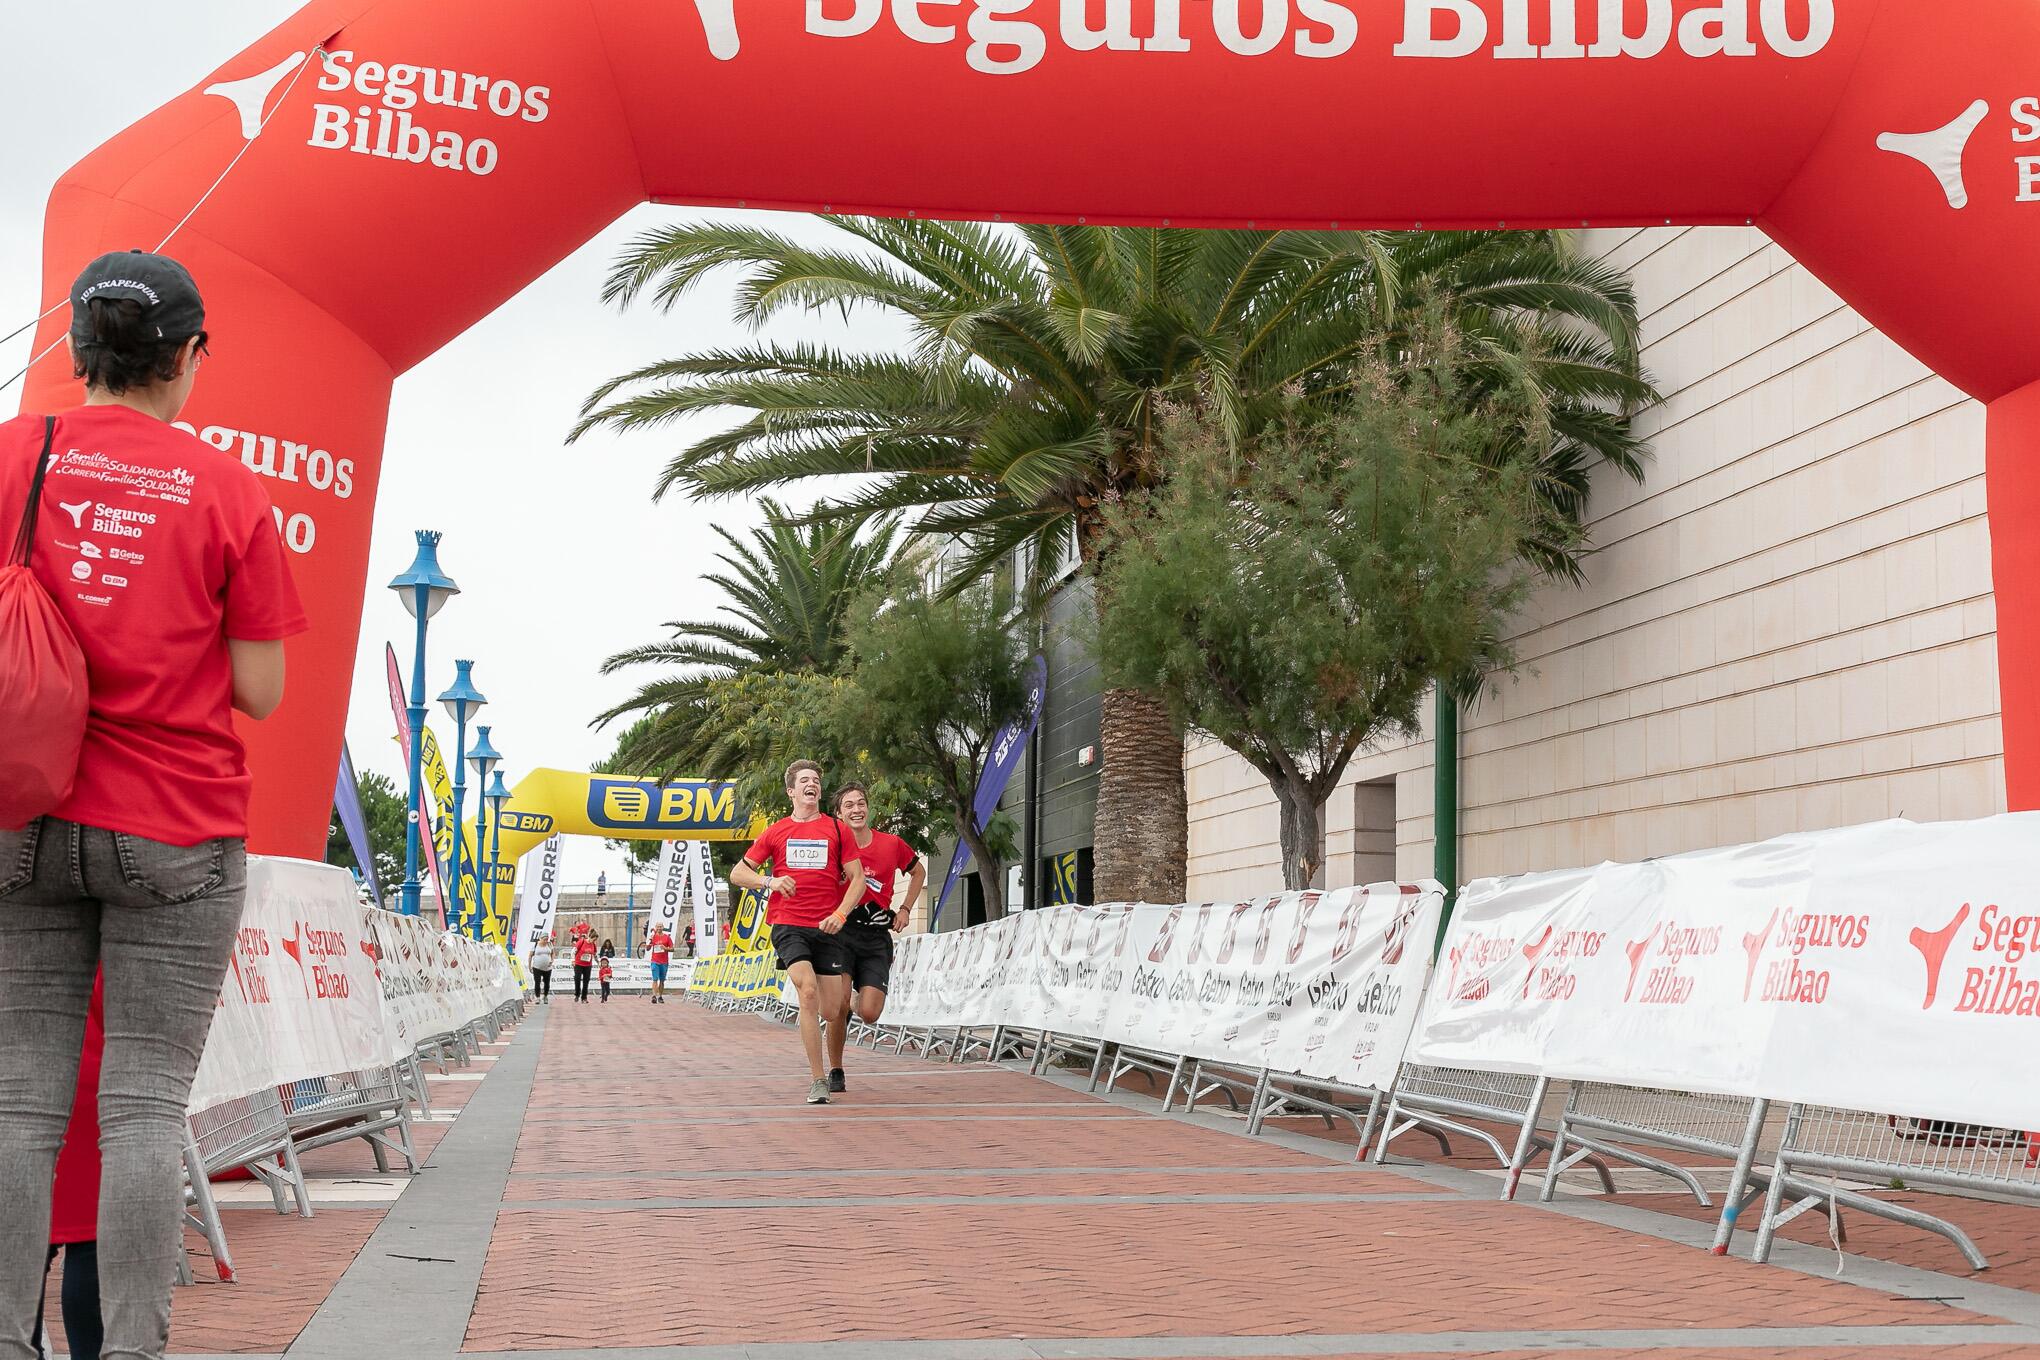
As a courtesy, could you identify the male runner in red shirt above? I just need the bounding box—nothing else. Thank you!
[826,783,924,1092]
[646,925,676,1004]
[728,760,865,1104]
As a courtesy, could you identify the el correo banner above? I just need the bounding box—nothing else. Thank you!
[1410,813,2040,1133]
[514,835,562,971]
[692,840,721,959]
[651,839,688,941]
[886,883,1443,1094]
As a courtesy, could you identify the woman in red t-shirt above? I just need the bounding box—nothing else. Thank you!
[572,932,599,1003]
[0,252,307,1360]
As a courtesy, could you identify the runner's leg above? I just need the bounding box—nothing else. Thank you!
[786,961,828,1080]
[826,971,852,1073]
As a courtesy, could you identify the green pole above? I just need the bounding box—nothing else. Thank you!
[1432,685,1459,952]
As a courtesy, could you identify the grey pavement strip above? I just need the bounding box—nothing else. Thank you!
[501,1191,1466,1210]
[513,1163,1371,1181]
[518,1112,1143,1125]
[283,1006,546,1359]
[1019,1059,2040,1333]
[454,1323,2040,1359]
[527,1100,1094,1114]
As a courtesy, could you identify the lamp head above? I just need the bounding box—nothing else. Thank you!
[388,530,459,618]
[437,659,486,725]
[468,725,502,780]
[485,770,511,806]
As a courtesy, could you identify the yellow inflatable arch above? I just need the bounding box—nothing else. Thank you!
[465,770,762,947]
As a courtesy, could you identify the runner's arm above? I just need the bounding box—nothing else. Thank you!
[820,860,866,934]
[894,861,927,933]
[731,858,795,897]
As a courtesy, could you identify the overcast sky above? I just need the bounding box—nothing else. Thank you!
[0,3,913,894]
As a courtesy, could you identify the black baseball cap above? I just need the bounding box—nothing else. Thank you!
[69,250,206,344]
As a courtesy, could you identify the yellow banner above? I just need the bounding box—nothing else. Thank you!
[421,725,486,930]
[687,949,785,999]
[727,887,771,954]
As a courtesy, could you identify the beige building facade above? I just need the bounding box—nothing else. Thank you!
[1186,226,2004,898]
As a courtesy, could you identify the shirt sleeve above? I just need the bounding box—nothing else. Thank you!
[223,498,309,641]
[742,822,778,870]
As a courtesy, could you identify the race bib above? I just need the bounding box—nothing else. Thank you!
[785,838,829,870]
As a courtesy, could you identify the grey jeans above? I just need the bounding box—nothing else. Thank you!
[0,818,245,1360]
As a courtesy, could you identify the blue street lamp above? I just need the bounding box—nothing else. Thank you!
[469,726,503,940]
[484,770,511,945]
[388,531,458,918]
[438,661,486,935]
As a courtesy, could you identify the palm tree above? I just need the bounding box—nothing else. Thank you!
[595,499,898,777]
[575,220,1656,903]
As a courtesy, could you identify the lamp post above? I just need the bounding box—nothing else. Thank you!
[438,661,486,935]
[484,770,512,947]
[469,726,502,941]
[388,532,459,918]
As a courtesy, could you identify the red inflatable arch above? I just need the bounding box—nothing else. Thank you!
[23,0,2040,857]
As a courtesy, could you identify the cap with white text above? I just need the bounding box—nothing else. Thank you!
[69,250,206,345]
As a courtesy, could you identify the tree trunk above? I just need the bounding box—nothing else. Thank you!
[1092,686,1188,904]
[1273,776,1327,892]
[961,820,1005,919]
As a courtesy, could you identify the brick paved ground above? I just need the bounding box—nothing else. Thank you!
[79,1004,2039,1358]
[455,1003,2037,1357]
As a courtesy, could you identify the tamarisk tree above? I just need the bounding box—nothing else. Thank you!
[1095,358,1563,889]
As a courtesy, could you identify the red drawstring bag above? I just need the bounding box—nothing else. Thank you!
[0,417,90,829]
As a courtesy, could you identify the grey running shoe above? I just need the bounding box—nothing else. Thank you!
[807,1078,831,1105]
[827,1068,847,1093]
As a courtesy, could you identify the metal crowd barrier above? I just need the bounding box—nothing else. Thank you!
[1371,1063,1614,1199]
[178,1088,307,1284]
[1535,1083,1829,1255]
[281,1065,417,1175]
[1754,1106,2040,1270]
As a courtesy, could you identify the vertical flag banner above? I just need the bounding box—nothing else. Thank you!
[384,643,451,924]
[692,840,721,959]
[650,839,688,944]
[333,741,380,906]
[515,835,562,971]
[933,654,1047,925]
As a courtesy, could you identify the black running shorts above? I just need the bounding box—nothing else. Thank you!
[771,923,849,976]
[839,922,894,993]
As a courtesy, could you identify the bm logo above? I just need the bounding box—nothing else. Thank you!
[498,810,554,835]
[588,778,740,831]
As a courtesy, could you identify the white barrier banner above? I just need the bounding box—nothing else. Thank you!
[692,841,721,959]
[188,858,390,1112]
[886,883,1442,1092]
[368,909,518,1062]
[514,835,562,970]
[1411,814,2040,1132]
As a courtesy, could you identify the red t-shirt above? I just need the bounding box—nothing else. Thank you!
[647,930,673,964]
[574,938,598,966]
[743,814,861,928]
[846,830,920,928]
[598,959,613,980]
[0,407,306,845]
